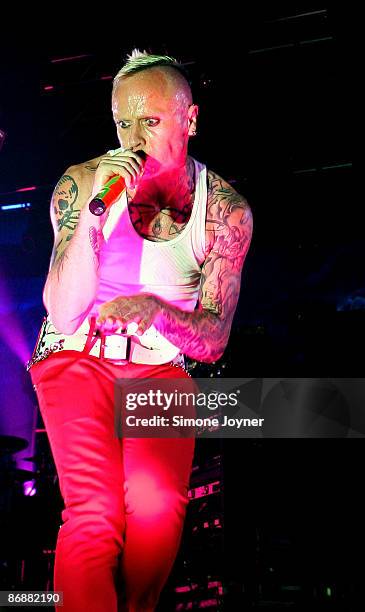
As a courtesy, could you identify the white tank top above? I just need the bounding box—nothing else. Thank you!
[28,158,208,367]
[89,157,207,318]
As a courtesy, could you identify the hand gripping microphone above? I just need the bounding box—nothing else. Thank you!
[89,175,125,216]
[89,151,146,216]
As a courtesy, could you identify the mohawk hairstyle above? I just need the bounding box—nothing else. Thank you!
[112,48,191,96]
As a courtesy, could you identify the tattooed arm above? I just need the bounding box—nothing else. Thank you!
[154,171,253,362]
[43,163,104,334]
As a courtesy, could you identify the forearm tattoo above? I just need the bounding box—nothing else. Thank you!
[158,304,231,362]
[89,226,103,267]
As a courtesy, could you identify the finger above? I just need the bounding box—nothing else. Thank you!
[115,313,142,331]
[103,317,118,332]
[97,304,117,321]
[102,149,145,171]
[125,321,140,335]
[96,313,106,325]
[111,149,145,167]
[99,301,129,321]
[100,157,142,176]
[95,157,145,192]
[136,319,150,336]
[96,159,142,179]
[95,313,111,326]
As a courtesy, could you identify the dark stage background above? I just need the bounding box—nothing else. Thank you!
[0,5,360,611]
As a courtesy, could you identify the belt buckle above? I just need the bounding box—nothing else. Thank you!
[100,333,131,364]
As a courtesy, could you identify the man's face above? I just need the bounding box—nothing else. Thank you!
[112,69,193,179]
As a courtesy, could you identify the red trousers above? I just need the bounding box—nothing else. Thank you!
[30,351,195,612]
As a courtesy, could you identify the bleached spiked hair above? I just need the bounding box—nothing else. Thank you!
[112,49,191,99]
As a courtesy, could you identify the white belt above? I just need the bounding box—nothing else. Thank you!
[27,316,183,369]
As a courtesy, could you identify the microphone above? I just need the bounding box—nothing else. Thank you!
[89,175,125,216]
[89,151,146,216]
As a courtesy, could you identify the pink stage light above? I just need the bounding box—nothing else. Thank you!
[23,480,37,496]
[15,186,37,193]
[0,270,31,363]
[51,54,91,63]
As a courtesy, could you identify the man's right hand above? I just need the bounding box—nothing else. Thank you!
[92,148,145,196]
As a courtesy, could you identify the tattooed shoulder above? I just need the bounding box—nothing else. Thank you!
[52,159,96,231]
[206,169,252,267]
[50,161,97,267]
[207,169,249,214]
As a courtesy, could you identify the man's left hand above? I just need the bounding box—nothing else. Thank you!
[96,294,160,336]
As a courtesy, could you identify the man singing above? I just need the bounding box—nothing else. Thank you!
[28,49,253,611]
